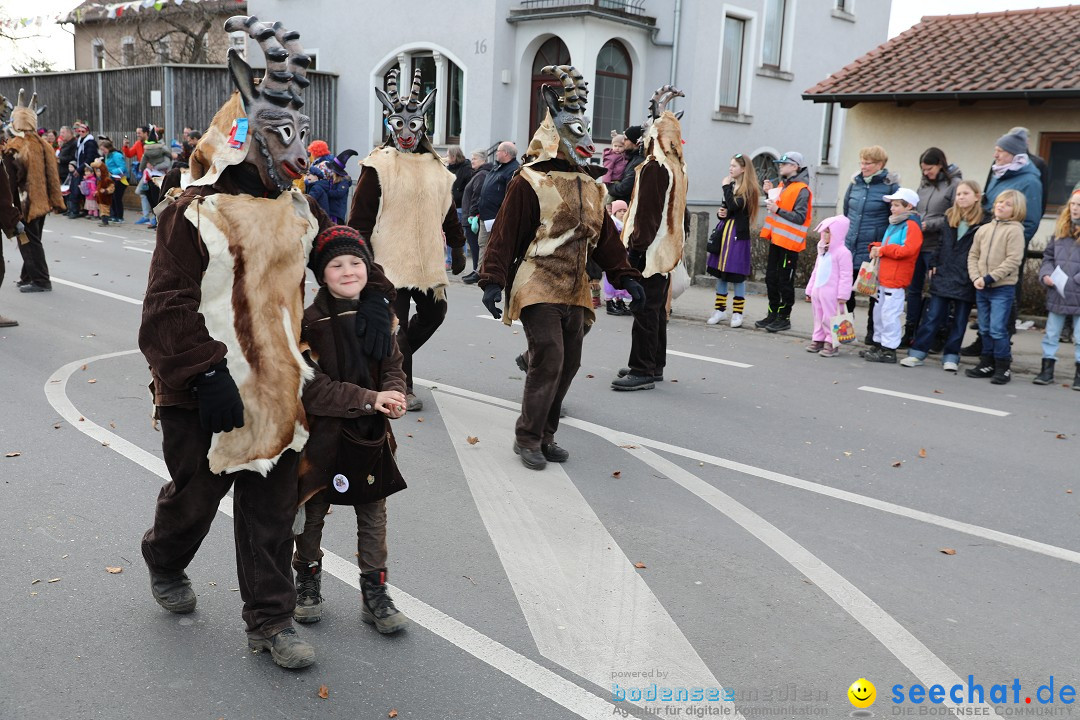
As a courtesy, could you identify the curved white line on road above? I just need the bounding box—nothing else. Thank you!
[45,351,620,720]
[413,377,1080,566]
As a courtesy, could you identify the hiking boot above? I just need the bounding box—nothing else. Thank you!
[611,373,655,391]
[860,346,883,362]
[515,353,528,372]
[248,626,315,669]
[360,570,409,634]
[990,358,1011,385]
[541,442,569,463]
[606,299,631,316]
[866,347,897,363]
[707,309,728,325]
[149,571,196,614]
[405,392,423,412]
[618,367,663,382]
[899,356,924,368]
[805,341,825,353]
[513,442,547,470]
[765,317,791,333]
[960,337,983,357]
[1032,358,1055,386]
[754,313,777,329]
[0,315,18,328]
[818,343,838,358]
[965,355,995,379]
[293,562,323,624]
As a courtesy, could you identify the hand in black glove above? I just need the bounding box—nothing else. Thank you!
[623,278,646,313]
[355,290,394,359]
[627,249,645,271]
[450,246,466,275]
[194,359,245,433]
[482,284,503,320]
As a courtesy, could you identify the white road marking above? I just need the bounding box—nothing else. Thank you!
[123,246,154,254]
[414,378,1080,566]
[626,445,999,717]
[42,228,52,233]
[46,352,622,720]
[858,386,1010,416]
[666,349,752,369]
[90,230,126,239]
[476,313,522,327]
[50,278,143,306]
[71,235,104,243]
[436,392,735,717]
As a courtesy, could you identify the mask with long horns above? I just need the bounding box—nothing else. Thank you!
[537,65,595,165]
[375,68,436,154]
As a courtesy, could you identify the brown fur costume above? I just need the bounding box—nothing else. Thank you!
[3,91,64,222]
[91,158,114,213]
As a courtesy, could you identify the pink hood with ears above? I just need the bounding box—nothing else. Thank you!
[814,215,850,253]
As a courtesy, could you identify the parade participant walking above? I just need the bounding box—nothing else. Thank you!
[804,216,852,357]
[1032,189,1080,388]
[479,64,643,469]
[139,17,380,670]
[2,90,65,293]
[292,225,410,634]
[706,153,759,327]
[757,151,812,333]
[348,69,467,412]
[612,86,688,391]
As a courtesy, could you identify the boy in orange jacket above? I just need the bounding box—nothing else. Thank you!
[862,188,923,363]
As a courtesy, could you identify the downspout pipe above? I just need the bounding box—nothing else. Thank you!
[669,0,682,87]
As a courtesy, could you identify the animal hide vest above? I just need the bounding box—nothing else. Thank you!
[622,111,688,278]
[361,148,454,299]
[6,134,64,222]
[185,190,317,475]
[506,166,604,325]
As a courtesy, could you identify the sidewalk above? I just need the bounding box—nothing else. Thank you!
[671,279,1051,377]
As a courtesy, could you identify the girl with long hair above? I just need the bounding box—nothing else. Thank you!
[706,153,760,327]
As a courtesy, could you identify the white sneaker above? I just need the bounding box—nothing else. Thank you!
[707,310,728,325]
[730,313,743,328]
[942,361,959,372]
[899,356,924,367]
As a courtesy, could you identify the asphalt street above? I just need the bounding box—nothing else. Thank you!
[1,214,1078,720]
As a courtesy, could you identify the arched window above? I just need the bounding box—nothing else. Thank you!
[594,40,632,140]
[530,37,571,133]
[753,153,779,186]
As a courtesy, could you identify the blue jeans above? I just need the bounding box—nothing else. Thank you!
[1042,312,1080,362]
[976,284,1015,359]
[908,295,971,365]
[715,279,746,297]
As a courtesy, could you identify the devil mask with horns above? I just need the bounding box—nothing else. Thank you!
[641,85,684,155]
[534,65,595,166]
[192,16,312,192]
[375,69,436,155]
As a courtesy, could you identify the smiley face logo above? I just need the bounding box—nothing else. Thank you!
[848,678,876,708]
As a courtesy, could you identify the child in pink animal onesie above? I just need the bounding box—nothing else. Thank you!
[805,215,853,357]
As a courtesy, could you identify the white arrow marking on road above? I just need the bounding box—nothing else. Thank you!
[435,391,738,716]
[71,235,104,243]
[858,386,1010,417]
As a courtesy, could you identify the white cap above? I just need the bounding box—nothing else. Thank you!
[778,151,804,167]
[883,188,919,207]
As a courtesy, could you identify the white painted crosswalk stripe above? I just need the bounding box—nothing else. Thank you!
[123,246,154,254]
[858,386,1010,417]
[90,230,126,239]
[71,235,104,243]
[667,349,752,368]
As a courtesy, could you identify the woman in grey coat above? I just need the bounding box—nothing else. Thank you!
[1032,189,1080,388]
[909,147,960,345]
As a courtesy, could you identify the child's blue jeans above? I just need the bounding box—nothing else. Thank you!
[976,284,1015,359]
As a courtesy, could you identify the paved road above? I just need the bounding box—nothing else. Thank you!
[2,215,1077,720]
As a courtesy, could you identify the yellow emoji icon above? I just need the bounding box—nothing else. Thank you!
[848,678,876,708]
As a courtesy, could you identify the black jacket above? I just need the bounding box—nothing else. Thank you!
[477,158,519,221]
[720,181,752,244]
[462,162,491,219]
[57,138,77,171]
[929,217,988,303]
[448,160,473,208]
[607,147,644,202]
[75,134,99,172]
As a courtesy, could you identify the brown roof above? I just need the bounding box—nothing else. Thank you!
[803,5,1080,104]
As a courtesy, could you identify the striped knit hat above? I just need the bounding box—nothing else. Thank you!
[309,225,373,285]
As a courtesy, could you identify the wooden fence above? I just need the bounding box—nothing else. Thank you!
[0,64,338,149]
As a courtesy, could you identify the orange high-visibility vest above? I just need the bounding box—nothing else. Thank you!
[761,181,812,252]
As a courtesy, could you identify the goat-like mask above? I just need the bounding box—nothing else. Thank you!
[6,89,46,137]
[375,69,436,154]
[538,65,595,165]
[641,85,684,152]
[223,15,311,192]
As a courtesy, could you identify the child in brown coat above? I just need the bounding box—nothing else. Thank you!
[293,225,410,634]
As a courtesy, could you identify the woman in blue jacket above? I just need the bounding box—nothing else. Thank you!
[843,146,899,343]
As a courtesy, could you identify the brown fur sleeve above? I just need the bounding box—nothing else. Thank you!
[442,202,465,249]
[346,166,381,239]
[625,161,666,254]
[0,157,20,232]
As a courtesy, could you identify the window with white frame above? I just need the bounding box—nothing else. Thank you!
[762,0,787,69]
[229,31,246,59]
[92,40,105,69]
[122,37,135,66]
[717,15,746,112]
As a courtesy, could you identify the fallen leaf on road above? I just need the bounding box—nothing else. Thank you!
[416,418,423,423]
[318,685,329,699]
[388,710,398,718]
[53,423,62,429]
[101,441,110,447]
[671,379,678,383]
[106,566,122,574]
[80,365,87,371]
[939,548,957,555]
[109,422,116,429]
[618,444,637,449]
[208,581,216,586]
[406,434,413,438]
[933,389,943,394]
[87,379,97,384]
[4,452,21,457]
[48,578,61,583]
[1066,490,1072,494]
[78,417,85,422]
[585,374,594,378]
[891,461,902,468]
[1056,434,1067,440]
[843,451,853,457]
[31,579,40,585]
[612,471,622,478]
[633,562,646,569]
[466,436,479,445]
[918,448,927,458]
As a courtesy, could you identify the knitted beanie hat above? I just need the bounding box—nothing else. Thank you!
[309,225,373,285]
[995,129,1028,156]
[624,125,643,144]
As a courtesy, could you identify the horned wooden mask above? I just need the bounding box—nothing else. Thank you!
[375,68,436,154]
[538,65,595,165]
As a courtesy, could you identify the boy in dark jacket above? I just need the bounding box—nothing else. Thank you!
[293,225,410,635]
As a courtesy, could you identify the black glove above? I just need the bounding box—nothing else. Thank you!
[355,290,394,359]
[627,249,645,271]
[450,246,466,275]
[623,278,646,313]
[482,284,503,320]
[193,360,244,433]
